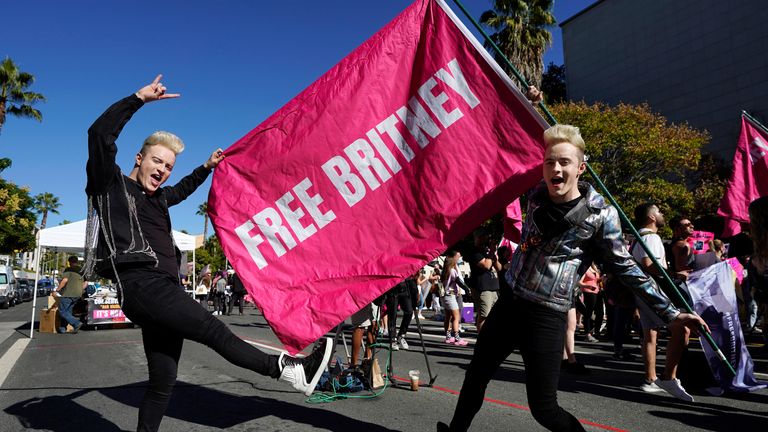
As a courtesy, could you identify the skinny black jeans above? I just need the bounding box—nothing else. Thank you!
[120,273,280,432]
[450,296,586,432]
[582,291,604,336]
[385,286,416,340]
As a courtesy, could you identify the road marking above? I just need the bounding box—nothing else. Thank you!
[0,338,30,388]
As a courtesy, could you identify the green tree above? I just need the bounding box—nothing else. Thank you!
[33,192,61,230]
[549,101,717,231]
[540,62,566,103]
[194,235,226,275]
[0,57,45,135]
[0,178,36,253]
[480,0,555,88]
[196,201,209,240]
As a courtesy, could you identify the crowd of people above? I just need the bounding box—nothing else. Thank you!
[76,76,767,432]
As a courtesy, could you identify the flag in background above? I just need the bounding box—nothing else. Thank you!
[687,262,767,394]
[718,115,768,237]
[209,0,547,353]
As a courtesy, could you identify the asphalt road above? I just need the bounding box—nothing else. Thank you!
[0,298,766,431]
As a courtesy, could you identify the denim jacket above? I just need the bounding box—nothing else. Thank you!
[506,182,679,323]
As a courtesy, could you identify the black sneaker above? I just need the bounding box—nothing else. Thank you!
[436,422,451,432]
[278,337,332,396]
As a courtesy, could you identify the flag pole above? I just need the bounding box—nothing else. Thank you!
[449,0,736,376]
[742,110,768,136]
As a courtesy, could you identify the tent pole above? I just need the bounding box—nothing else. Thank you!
[30,243,43,339]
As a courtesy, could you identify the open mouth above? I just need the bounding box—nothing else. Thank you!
[150,174,163,187]
[550,177,565,186]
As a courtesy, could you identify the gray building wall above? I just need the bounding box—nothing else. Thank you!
[561,0,768,158]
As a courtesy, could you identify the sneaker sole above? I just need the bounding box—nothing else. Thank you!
[304,337,333,396]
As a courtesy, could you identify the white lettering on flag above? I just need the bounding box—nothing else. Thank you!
[750,136,768,165]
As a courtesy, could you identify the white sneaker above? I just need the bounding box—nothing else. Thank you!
[640,379,665,393]
[655,378,694,402]
[398,336,409,350]
[390,340,400,351]
[278,337,332,396]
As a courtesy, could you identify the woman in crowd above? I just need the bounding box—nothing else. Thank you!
[748,197,768,347]
[441,251,468,346]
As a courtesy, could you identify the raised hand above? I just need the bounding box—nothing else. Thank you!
[204,148,226,170]
[135,74,181,102]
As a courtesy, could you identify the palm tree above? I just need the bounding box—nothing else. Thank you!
[480,0,555,89]
[33,192,61,230]
[0,57,46,134]
[197,202,209,240]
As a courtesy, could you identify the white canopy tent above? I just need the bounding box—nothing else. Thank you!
[30,219,197,338]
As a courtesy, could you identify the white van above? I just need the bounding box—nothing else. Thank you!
[0,265,17,309]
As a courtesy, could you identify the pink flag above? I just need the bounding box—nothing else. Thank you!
[208,0,548,353]
[503,198,523,244]
[718,116,768,237]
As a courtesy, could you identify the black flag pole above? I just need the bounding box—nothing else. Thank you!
[447,0,736,376]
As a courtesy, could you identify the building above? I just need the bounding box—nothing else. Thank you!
[561,0,768,158]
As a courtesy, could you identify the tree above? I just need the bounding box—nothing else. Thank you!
[540,62,566,103]
[194,235,226,275]
[33,192,61,230]
[196,202,209,240]
[549,101,717,233]
[0,178,36,253]
[0,57,45,135]
[480,0,555,88]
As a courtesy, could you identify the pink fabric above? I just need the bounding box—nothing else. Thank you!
[726,257,745,284]
[503,198,523,244]
[208,0,547,354]
[718,117,768,237]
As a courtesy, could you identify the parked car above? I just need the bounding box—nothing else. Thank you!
[37,278,55,297]
[0,265,17,309]
[16,278,34,303]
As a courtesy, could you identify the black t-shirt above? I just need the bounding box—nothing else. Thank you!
[136,192,179,279]
[470,246,499,292]
[532,195,582,237]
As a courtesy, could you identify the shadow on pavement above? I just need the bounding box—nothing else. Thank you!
[99,380,397,431]
[5,389,128,432]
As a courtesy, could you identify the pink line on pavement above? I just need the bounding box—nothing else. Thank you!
[392,375,629,432]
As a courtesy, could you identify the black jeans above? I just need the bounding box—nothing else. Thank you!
[582,291,604,336]
[120,273,280,432]
[450,296,586,432]
[386,287,416,340]
[229,291,245,315]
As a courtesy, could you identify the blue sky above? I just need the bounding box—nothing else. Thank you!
[2,0,592,236]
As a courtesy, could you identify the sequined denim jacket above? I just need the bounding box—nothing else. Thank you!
[506,181,680,323]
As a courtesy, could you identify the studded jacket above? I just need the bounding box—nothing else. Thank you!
[506,181,680,323]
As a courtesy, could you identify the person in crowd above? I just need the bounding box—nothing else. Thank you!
[431,264,444,319]
[416,265,439,320]
[228,271,247,316]
[469,229,501,332]
[350,302,378,368]
[438,123,706,432]
[212,270,228,316]
[385,272,418,350]
[602,271,637,360]
[580,263,604,343]
[83,76,332,432]
[669,216,695,276]
[562,297,590,374]
[630,203,694,401]
[441,251,468,346]
[196,273,211,307]
[54,256,86,334]
[747,197,768,348]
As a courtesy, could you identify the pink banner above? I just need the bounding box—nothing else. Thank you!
[209,0,547,353]
[718,116,768,237]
